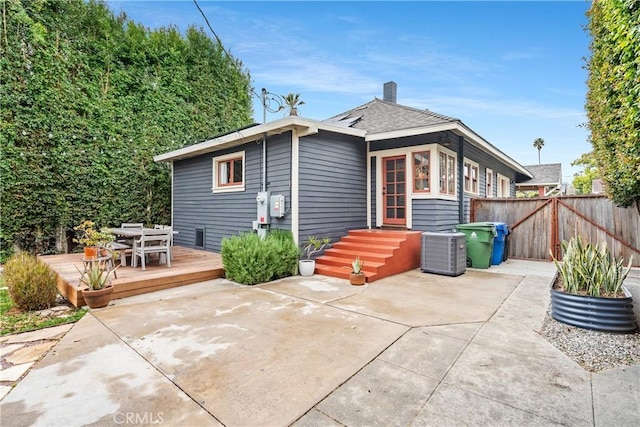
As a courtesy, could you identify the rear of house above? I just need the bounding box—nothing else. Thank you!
[155,82,531,252]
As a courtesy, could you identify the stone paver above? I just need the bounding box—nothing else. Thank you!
[4,323,73,344]
[5,341,57,365]
[0,363,34,382]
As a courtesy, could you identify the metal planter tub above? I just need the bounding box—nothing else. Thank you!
[550,285,637,333]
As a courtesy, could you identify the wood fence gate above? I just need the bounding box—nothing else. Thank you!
[470,195,640,267]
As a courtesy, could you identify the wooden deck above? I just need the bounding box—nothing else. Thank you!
[41,246,224,307]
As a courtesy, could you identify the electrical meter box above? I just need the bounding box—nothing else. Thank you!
[256,191,270,224]
[270,195,285,218]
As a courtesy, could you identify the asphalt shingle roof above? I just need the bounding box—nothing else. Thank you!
[520,163,562,185]
[324,98,458,134]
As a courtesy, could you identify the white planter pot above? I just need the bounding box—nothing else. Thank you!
[299,260,315,276]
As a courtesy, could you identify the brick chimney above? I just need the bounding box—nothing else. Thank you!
[383,81,397,103]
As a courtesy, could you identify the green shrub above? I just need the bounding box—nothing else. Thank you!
[4,252,58,311]
[551,236,633,297]
[221,230,299,285]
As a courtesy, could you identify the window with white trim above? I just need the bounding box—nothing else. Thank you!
[497,173,510,198]
[486,168,494,197]
[212,151,245,193]
[439,151,456,195]
[463,159,479,194]
[413,151,430,192]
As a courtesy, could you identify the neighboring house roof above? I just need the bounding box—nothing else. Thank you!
[324,98,458,134]
[518,164,562,187]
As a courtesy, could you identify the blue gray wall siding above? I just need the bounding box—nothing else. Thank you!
[172,133,292,253]
[369,133,518,229]
[411,199,460,232]
[298,130,367,243]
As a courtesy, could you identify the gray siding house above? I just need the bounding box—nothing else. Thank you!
[155,82,532,252]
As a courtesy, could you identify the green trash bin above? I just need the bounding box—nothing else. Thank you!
[455,222,497,269]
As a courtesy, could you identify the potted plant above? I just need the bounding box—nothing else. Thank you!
[75,260,118,308]
[349,256,366,286]
[299,236,331,277]
[550,236,636,333]
[73,220,114,258]
[96,228,115,257]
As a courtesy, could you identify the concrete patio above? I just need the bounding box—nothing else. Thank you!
[1,259,638,426]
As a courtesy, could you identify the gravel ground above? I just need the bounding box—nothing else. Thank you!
[540,308,640,372]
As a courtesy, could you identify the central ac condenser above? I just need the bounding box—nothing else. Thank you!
[421,232,466,276]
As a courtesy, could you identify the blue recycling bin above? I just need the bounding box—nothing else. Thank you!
[489,222,508,265]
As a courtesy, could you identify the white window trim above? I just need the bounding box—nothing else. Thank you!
[212,150,245,193]
[438,146,457,197]
[463,157,480,195]
[486,168,494,198]
[497,173,510,198]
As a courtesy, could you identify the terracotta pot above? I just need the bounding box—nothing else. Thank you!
[99,247,109,257]
[84,246,98,259]
[350,272,366,286]
[82,285,114,309]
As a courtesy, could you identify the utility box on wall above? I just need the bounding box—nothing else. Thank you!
[256,191,270,224]
[270,194,285,218]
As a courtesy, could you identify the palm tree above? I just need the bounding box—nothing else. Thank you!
[282,93,305,116]
[533,138,545,164]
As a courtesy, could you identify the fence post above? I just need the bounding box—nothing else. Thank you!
[550,197,560,260]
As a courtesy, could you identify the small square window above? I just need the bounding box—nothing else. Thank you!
[213,151,245,193]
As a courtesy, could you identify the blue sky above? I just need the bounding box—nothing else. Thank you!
[107,0,592,182]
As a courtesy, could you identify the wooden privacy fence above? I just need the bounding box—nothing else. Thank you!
[470,195,640,267]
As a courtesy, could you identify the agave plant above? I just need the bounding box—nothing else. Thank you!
[550,236,633,297]
[352,256,365,274]
[75,260,118,290]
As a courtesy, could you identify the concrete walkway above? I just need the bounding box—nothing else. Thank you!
[1,260,638,426]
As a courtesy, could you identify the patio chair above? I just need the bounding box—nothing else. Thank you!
[118,222,143,246]
[154,224,174,249]
[132,228,172,271]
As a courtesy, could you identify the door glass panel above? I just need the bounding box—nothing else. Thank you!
[397,208,405,218]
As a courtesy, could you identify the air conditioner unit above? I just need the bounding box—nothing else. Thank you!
[421,232,467,276]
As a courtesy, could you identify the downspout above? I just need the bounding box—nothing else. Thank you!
[458,134,465,224]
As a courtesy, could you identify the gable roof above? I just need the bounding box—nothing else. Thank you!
[324,98,457,133]
[325,99,532,179]
[519,163,562,186]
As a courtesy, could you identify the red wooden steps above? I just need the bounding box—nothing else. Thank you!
[314,229,422,283]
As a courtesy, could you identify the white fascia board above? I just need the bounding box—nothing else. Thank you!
[365,122,459,141]
[366,121,532,179]
[453,122,532,179]
[154,116,366,163]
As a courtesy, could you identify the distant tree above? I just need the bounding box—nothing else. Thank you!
[571,152,599,195]
[533,138,545,165]
[586,1,640,211]
[282,93,305,116]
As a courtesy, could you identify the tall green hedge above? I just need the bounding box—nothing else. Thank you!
[586,0,640,210]
[0,0,253,260]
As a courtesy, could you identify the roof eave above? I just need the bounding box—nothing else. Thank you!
[154,116,366,163]
[366,121,532,179]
